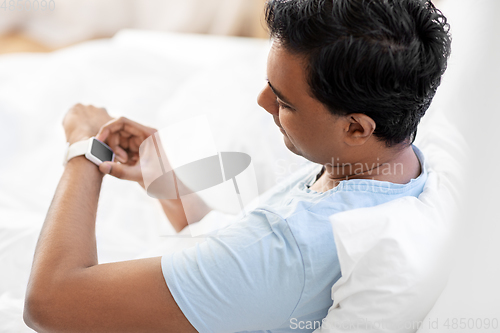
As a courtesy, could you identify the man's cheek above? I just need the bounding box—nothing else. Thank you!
[279,115,294,133]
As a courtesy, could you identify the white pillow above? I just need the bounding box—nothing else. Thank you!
[315,109,467,333]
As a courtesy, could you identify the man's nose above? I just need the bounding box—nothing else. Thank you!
[257,85,279,117]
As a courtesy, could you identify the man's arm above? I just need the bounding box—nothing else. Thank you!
[24,105,196,332]
[102,163,212,233]
[24,156,196,333]
[155,190,212,233]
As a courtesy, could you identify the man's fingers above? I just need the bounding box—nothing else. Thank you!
[115,146,129,163]
[96,128,112,143]
[119,133,130,150]
[106,133,126,163]
[109,132,120,150]
[125,151,139,166]
[120,130,132,139]
[96,117,156,164]
[97,117,156,142]
[129,136,143,153]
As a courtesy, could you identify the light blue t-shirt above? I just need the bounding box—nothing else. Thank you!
[161,145,428,333]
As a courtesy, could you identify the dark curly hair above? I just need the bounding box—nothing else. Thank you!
[265,0,452,147]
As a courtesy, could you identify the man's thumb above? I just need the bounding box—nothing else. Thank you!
[100,161,142,182]
[99,162,122,178]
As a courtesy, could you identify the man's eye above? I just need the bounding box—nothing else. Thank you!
[277,100,291,110]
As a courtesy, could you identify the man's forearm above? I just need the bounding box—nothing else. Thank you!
[157,191,212,233]
[137,180,212,233]
[27,157,102,292]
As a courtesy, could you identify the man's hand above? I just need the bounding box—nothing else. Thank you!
[96,117,158,186]
[95,117,212,232]
[63,104,113,145]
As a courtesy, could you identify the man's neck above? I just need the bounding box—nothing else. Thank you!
[310,145,421,192]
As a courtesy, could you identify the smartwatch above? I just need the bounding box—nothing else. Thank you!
[63,137,115,166]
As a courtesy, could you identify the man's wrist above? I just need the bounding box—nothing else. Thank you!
[66,130,94,145]
[65,156,105,178]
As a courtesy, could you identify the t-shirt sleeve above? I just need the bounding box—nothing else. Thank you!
[161,209,305,333]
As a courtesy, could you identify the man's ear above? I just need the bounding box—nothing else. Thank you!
[343,113,376,146]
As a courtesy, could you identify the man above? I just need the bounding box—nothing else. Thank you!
[24,0,451,332]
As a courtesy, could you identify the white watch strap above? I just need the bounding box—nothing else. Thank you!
[63,138,92,166]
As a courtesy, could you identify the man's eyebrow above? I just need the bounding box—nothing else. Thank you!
[267,81,295,107]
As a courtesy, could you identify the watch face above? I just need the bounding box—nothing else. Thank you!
[91,139,114,162]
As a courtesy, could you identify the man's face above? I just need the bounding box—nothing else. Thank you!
[257,42,346,165]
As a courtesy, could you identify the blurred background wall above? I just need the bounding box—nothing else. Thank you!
[0,0,268,54]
